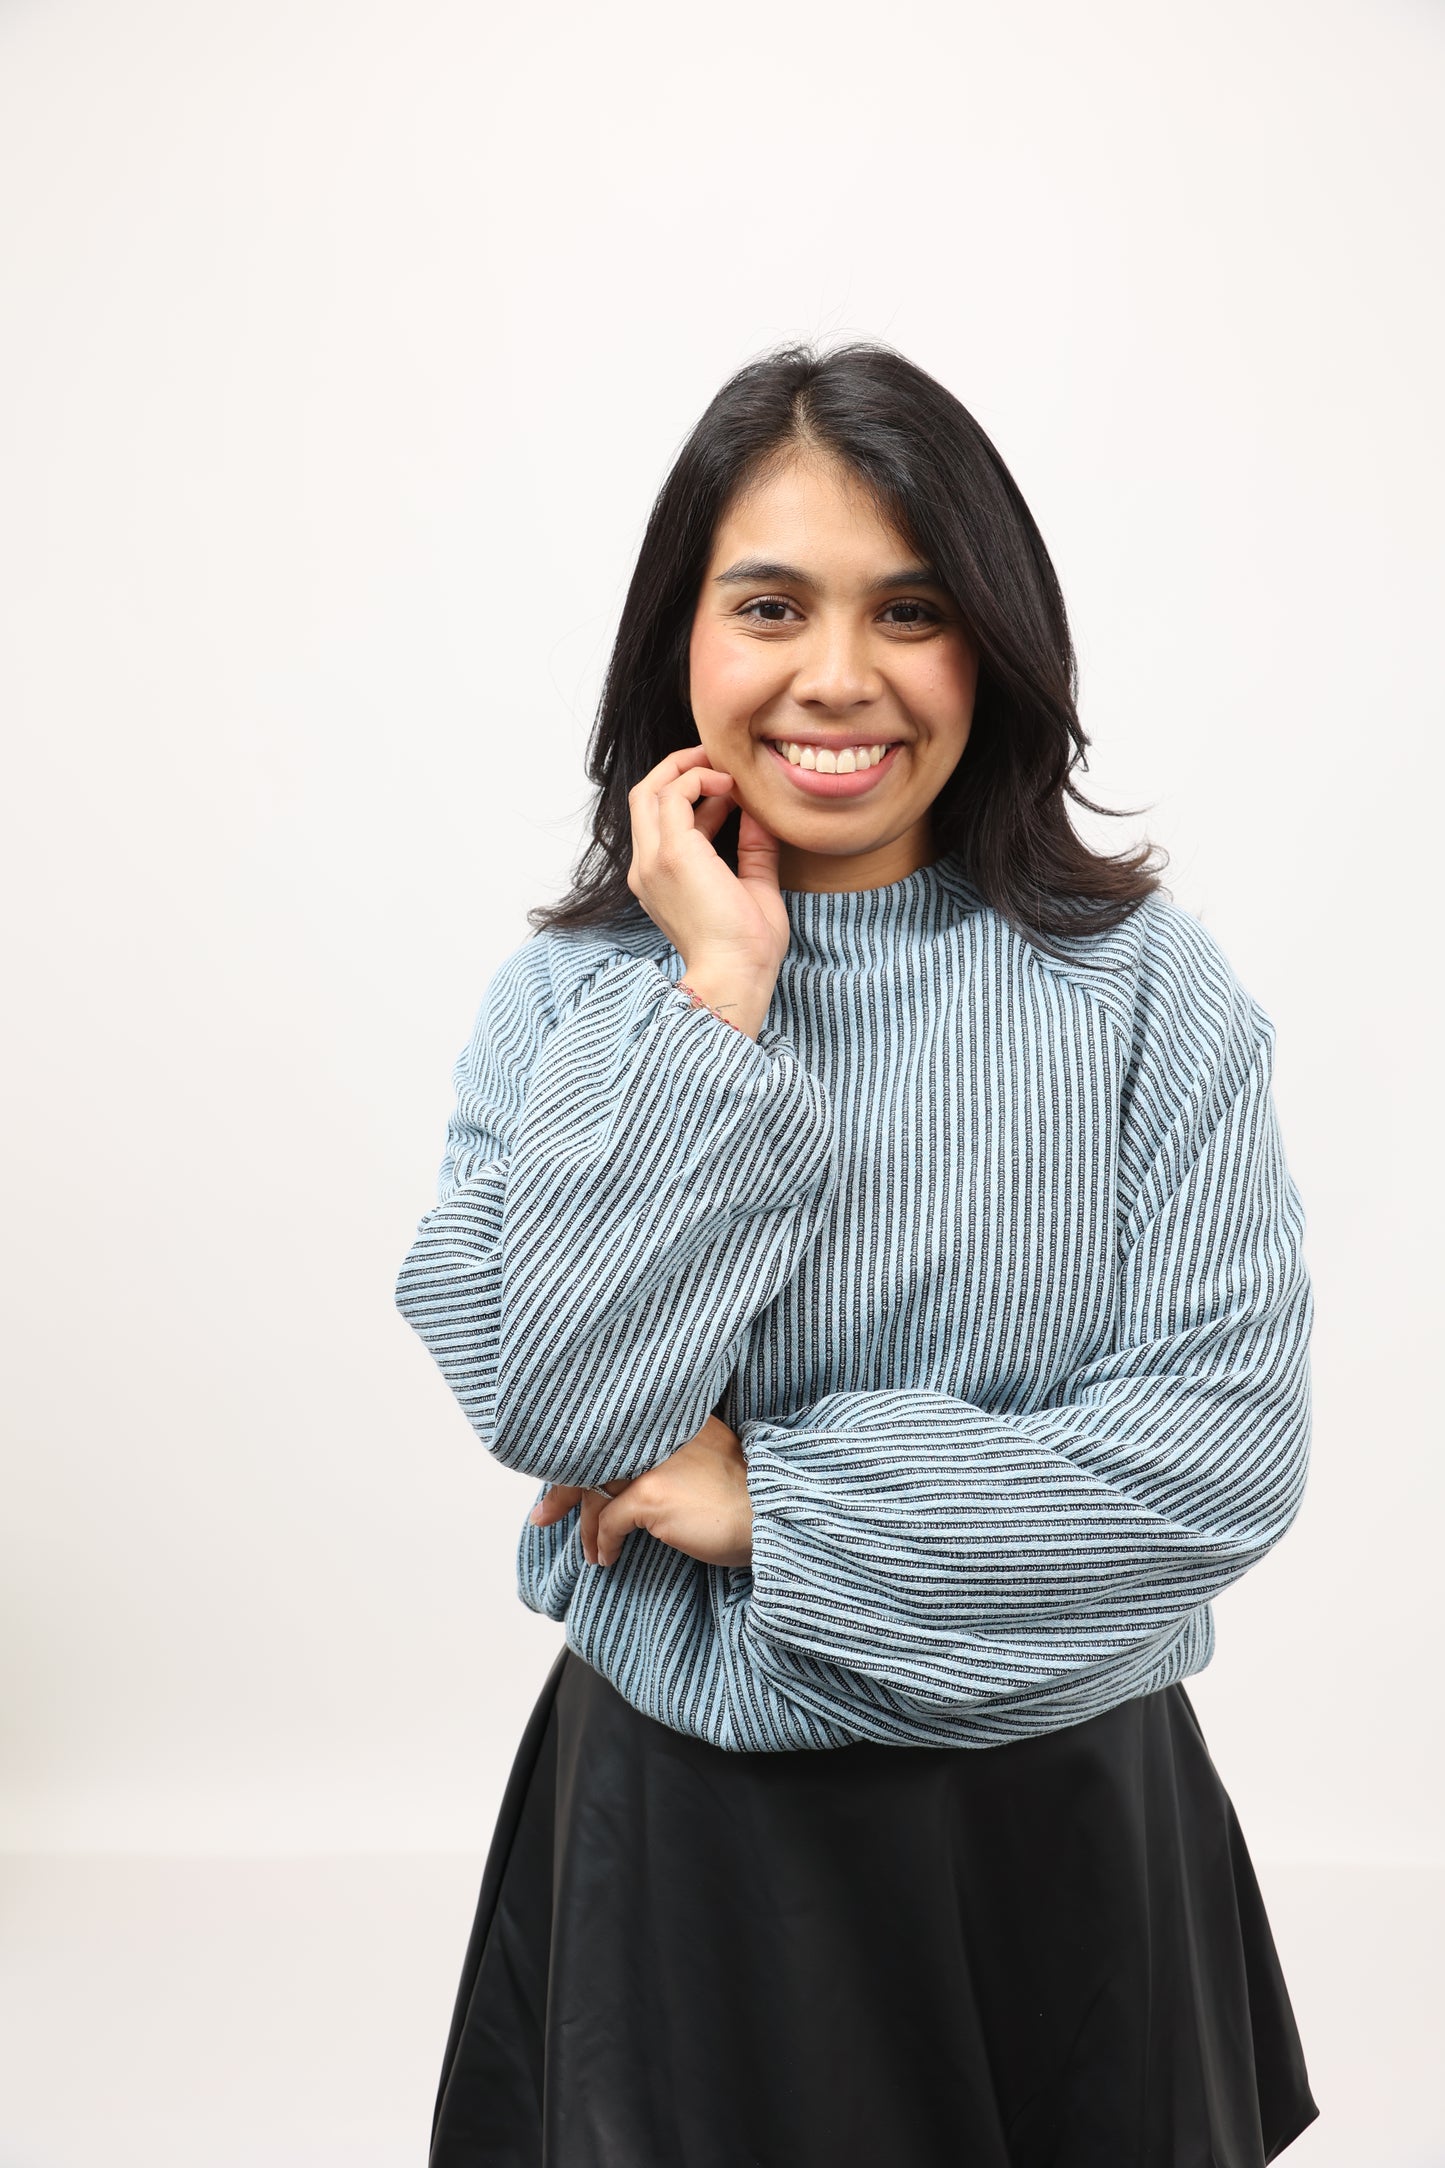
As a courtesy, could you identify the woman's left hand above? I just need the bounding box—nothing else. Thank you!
[528,1415,754,1571]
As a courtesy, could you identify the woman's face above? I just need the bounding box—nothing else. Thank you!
[687,450,979,891]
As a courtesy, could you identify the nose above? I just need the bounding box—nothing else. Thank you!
[788,615,885,712]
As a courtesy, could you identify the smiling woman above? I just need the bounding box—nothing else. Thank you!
[688,464,980,839]
[524,336,1158,952]
[395,339,1320,2167]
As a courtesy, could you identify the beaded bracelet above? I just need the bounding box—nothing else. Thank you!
[676,979,744,1032]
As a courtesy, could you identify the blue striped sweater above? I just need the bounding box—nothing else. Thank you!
[393,854,1312,1752]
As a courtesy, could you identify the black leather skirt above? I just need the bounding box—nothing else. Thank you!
[429,1644,1320,2167]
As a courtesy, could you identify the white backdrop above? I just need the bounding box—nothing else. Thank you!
[2,3,1441,2148]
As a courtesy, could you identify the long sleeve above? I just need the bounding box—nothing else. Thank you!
[733,926,1313,1721]
[393,929,840,1490]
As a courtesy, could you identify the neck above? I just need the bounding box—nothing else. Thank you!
[776,819,937,896]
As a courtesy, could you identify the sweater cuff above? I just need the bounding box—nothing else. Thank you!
[538,951,834,1202]
[737,1420,828,1641]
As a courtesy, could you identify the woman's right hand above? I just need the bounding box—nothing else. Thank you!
[528,1477,634,1566]
[626,744,789,1032]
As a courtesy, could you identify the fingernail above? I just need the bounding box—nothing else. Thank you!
[529,1504,544,1522]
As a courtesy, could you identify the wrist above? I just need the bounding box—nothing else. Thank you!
[678,960,776,1042]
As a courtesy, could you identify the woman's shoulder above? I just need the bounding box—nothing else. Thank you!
[1036,889,1249,986]
[1018,892,1274,1069]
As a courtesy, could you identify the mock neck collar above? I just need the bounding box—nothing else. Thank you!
[779,851,980,967]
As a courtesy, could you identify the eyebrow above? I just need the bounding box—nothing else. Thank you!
[711,557,947,595]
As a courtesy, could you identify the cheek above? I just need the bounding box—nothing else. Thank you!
[904,643,978,750]
[690,620,783,714]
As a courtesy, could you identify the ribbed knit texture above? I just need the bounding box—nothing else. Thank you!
[393,854,1312,1752]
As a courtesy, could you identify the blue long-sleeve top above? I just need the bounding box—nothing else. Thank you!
[393,853,1313,1752]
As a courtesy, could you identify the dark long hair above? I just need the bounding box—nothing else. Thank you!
[528,338,1165,950]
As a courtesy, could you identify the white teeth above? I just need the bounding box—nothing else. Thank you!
[774,741,892,772]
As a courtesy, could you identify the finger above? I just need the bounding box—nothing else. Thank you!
[735,803,782,892]
[529,1483,585,1526]
[693,789,737,844]
[655,763,735,857]
[632,740,715,793]
[595,1489,641,1569]
[629,743,715,865]
[580,1490,604,1566]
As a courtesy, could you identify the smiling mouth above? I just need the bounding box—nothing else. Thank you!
[762,738,901,773]
[758,737,904,799]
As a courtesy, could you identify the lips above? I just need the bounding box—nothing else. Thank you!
[763,737,901,769]
[761,738,903,800]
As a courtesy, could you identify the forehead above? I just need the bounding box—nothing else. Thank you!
[707,456,926,588]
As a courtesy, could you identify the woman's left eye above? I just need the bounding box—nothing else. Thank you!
[880,600,940,627]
